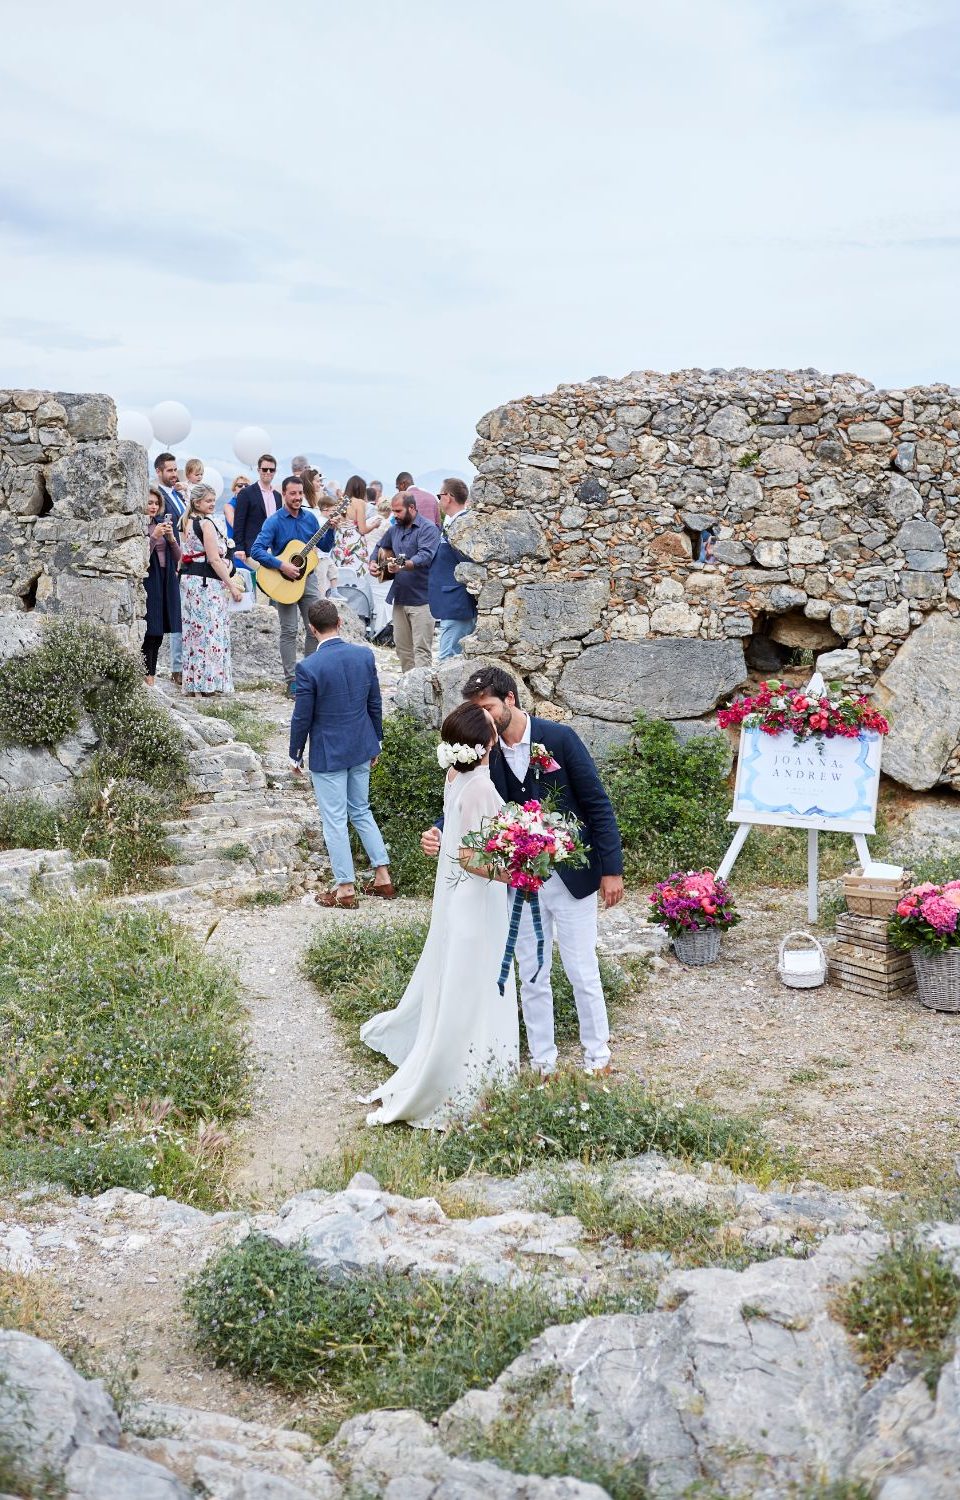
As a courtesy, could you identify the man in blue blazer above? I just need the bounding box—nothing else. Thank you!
[421,665,624,1074]
[289,599,394,910]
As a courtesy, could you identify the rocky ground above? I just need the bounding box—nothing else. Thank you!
[4,665,960,1497]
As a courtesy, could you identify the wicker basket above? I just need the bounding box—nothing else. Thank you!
[842,872,909,918]
[778,931,827,989]
[911,948,960,1013]
[673,927,722,966]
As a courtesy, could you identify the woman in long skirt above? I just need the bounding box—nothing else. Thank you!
[178,483,244,696]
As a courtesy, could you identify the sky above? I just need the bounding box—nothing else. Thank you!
[1,0,958,480]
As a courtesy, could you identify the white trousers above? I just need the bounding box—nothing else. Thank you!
[513,873,610,1070]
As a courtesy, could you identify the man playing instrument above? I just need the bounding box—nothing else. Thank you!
[251,475,336,695]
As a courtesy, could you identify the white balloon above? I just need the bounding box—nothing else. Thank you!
[203,465,224,500]
[233,425,272,466]
[117,409,154,448]
[150,400,192,445]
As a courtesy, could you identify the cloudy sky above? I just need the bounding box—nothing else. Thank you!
[1,0,958,479]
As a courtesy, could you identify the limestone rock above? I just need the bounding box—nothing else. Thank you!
[830,605,866,639]
[895,519,943,551]
[770,614,838,650]
[706,405,753,441]
[558,639,747,722]
[816,648,860,682]
[503,577,608,646]
[878,615,960,789]
[881,475,924,523]
[454,510,549,566]
[0,1331,119,1485]
[65,1443,193,1499]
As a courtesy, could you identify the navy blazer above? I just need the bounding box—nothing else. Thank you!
[233,482,280,557]
[289,638,383,773]
[428,520,477,622]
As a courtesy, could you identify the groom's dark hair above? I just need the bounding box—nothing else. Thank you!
[462,666,520,705]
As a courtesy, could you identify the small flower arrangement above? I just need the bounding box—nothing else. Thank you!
[888,881,960,953]
[717,680,890,742]
[461,799,589,894]
[437,741,486,771]
[529,742,561,774]
[648,869,740,937]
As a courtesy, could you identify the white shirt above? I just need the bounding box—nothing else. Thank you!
[500,714,532,784]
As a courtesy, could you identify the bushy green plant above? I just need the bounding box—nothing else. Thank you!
[91,682,190,792]
[436,1071,782,1181]
[605,715,732,881]
[187,1234,648,1431]
[365,713,443,896]
[461,1414,650,1499]
[0,618,139,748]
[835,1239,960,1390]
[0,795,63,853]
[0,901,249,1203]
[198,699,271,755]
[63,766,172,892]
[302,918,638,1053]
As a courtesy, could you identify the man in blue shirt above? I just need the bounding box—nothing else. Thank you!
[428,478,477,662]
[251,474,335,695]
[370,494,440,672]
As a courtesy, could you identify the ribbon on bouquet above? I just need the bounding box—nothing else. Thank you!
[498,888,545,995]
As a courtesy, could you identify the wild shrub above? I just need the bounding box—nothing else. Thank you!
[187,1233,649,1431]
[0,900,249,1203]
[0,795,63,853]
[63,765,172,892]
[835,1238,960,1391]
[604,714,732,881]
[365,713,443,896]
[0,618,139,748]
[302,918,637,1051]
[460,1412,650,1500]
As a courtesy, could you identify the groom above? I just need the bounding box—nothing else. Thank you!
[421,666,623,1074]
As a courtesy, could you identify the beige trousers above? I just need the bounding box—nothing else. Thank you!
[392,602,434,672]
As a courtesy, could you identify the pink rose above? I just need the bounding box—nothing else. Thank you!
[896,896,918,917]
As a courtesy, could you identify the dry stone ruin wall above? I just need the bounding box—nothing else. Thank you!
[0,390,147,645]
[456,367,960,791]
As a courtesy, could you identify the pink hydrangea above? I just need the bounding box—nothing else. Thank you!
[919,895,959,933]
[943,888,960,910]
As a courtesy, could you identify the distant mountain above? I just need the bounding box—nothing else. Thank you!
[417,466,471,493]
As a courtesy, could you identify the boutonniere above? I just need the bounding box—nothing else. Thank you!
[529,743,561,775]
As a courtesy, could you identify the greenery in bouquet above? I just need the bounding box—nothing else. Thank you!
[460,798,589,894]
[717,680,890,742]
[888,882,960,953]
[648,869,740,938]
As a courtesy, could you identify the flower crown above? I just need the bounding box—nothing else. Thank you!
[437,741,487,770]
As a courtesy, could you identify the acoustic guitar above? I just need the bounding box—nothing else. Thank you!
[254,510,344,605]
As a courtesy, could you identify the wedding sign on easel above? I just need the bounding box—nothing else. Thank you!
[716,673,887,920]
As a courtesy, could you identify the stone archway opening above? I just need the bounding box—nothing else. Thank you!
[745,609,841,674]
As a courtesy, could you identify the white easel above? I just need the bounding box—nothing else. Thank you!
[716,673,879,923]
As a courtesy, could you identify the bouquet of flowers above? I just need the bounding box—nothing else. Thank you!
[648,869,740,938]
[461,799,589,992]
[461,799,589,894]
[717,680,890,742]
[888,881,960,953]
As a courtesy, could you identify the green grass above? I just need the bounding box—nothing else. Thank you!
[238,888,288,907]
[313,1070,786,1201]
[0,900,249,1205]
[460,1413,650,1499]
[834,1238,960,1391]
[220,841,251,863]
[186,1233,651,1438]
[198,699,272,755]
[301,917,640,1055]
[364,713,444,897]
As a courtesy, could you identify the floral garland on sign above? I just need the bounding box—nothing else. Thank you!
[717,680,890,742]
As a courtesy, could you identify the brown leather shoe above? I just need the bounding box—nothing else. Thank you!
[362,881,397,899]
[315,891,358,910]
[171,672,183,686]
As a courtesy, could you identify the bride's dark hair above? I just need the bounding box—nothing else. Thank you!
[440,703,494,774]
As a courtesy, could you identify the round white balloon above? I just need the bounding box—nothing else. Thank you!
[233,425,272,466]
[202,465,224,500]
[150,400,192,445]
[117,409,154,448]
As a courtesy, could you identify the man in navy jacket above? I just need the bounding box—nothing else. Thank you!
[289,599,394,909]
[428,478,477,661]
[232,454,282,562]
[421,665,624,1075]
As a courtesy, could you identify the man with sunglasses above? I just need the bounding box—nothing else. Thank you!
[232,454,281,566]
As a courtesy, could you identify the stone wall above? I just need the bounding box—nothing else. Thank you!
[0,389,147,643]
[457,368,960,788]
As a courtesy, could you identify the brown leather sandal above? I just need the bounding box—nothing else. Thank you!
[315,891,358,910]
[362,881,397,900]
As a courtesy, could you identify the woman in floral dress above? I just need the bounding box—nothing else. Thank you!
[331,474,379,626]
[178,483,244,696]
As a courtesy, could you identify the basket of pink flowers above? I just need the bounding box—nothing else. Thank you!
[648,869,740,966]
[888,880,960,1013]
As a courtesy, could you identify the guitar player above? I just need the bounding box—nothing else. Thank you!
[250,475,336,697]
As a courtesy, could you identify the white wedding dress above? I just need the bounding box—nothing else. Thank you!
[360,766,519,1129]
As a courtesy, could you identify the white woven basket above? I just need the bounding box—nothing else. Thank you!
[778,931,826,989]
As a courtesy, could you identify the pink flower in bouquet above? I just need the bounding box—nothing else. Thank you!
[944,880,960,892]
[910,882,939,897]
[942,888,960,910]
[920,895,959,933]
[522,801,540,812]
[896,895,918,917]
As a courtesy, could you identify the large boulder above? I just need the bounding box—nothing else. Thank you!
[453,509,549,566]
[503,577,609,646]
[0,1331,119,1486]
[877,615,960,789]
[558,639,747,722]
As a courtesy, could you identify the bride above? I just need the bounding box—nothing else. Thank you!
[360,702,519,1128]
